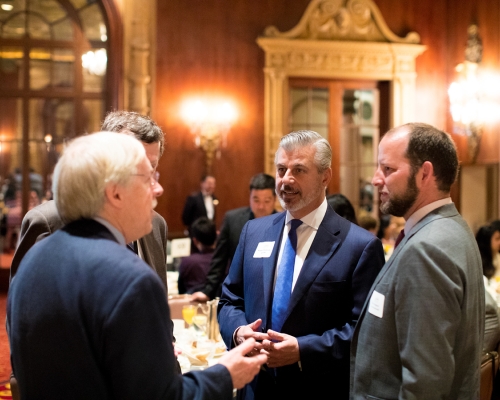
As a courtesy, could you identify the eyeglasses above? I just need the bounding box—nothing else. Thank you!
[133,171,160,186]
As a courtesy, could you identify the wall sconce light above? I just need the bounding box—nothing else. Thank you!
[180,98,238,174]
[448,24,500,163]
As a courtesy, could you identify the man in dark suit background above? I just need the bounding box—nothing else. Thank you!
[7,131,267,399]
[218,130,385,399]
[191,173,276,301]
[182,174,218,229]
[10,111,169,291]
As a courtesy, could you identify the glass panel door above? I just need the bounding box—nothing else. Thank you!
[289,79,383,218]
[340,88,379,214]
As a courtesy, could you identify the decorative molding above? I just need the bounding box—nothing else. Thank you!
[263,0,420,43]
[257,0,426,174]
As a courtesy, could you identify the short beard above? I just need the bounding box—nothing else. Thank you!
[380,171,419,217]
[277,181,324,213]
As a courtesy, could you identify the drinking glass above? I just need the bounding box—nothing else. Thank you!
[182,305,196,328]
[192,314,208,336]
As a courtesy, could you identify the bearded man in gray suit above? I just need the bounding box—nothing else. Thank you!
[350,123,484,399]
[10,111,168,291]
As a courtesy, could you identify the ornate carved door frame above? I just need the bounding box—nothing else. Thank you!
[257,0,426,174]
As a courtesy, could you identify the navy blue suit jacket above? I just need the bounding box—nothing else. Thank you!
[8,219,233,400]
[218,207,384,399]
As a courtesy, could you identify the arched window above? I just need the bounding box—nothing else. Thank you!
[0,0,119,255]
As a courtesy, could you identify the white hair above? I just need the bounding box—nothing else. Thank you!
[53,131,145,223]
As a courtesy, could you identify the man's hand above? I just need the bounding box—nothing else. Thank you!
[235,319,269,356]
[191,292,209,302]
[260,329,300,368]
[217,338,268,389]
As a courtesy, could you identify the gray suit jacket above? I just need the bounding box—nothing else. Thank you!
[350,204,484,399]
[10,200,168,291]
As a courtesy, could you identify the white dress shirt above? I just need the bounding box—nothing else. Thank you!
[404,197,452,235]
[204,194,214,220]
[233,198,328,344]
[275,198,328,291]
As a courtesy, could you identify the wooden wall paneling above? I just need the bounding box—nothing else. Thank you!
[443,0,500,166]
[154,0,310,236]
[444,0,470,165]
[153,0,500,235]
[374,0,449,130]
[472,0,500,165]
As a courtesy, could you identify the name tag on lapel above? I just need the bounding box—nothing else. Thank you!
[368,290,385,318]
[253,241,275,258]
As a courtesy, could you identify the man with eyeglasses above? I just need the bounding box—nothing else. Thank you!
[10,111,169,291]
[7,131,267,399]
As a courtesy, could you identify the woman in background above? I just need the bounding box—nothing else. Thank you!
[376,214,404,260]
[476,223,500,282]
[475,222,500,352]
[326,193,357,224]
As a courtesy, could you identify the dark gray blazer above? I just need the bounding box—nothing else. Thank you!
[350,204,484,399]
[10,200,168,291]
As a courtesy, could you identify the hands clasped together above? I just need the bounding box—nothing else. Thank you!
[235,319,300,368]
[216,318,300,389]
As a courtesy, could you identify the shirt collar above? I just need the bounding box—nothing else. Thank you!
[93,216,126,246]
[405,197,452,234]
[285,197,327,230]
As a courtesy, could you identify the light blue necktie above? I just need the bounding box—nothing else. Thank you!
[271,219,303,332]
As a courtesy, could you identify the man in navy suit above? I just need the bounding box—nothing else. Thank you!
[218,130,385,399]
[7,132,266,399]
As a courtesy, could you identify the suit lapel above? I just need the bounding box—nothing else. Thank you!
[262,213,286,320]
[356,204,459,325]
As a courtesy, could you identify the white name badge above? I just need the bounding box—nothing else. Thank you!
[368,290,385,318]
[253,241,275,258]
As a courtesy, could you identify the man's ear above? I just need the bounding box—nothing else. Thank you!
[104,183,123,209]
[322,167,333,187]
[419,161,435,187]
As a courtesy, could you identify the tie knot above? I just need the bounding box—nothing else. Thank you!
[290,219,303,231]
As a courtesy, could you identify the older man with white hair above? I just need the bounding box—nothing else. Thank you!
[7,132,266,400]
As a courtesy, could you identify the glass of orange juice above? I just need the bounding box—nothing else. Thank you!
[182,305,196,328]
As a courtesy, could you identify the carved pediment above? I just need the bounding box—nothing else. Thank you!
[257,0,425,175]
[263,0,420,44]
